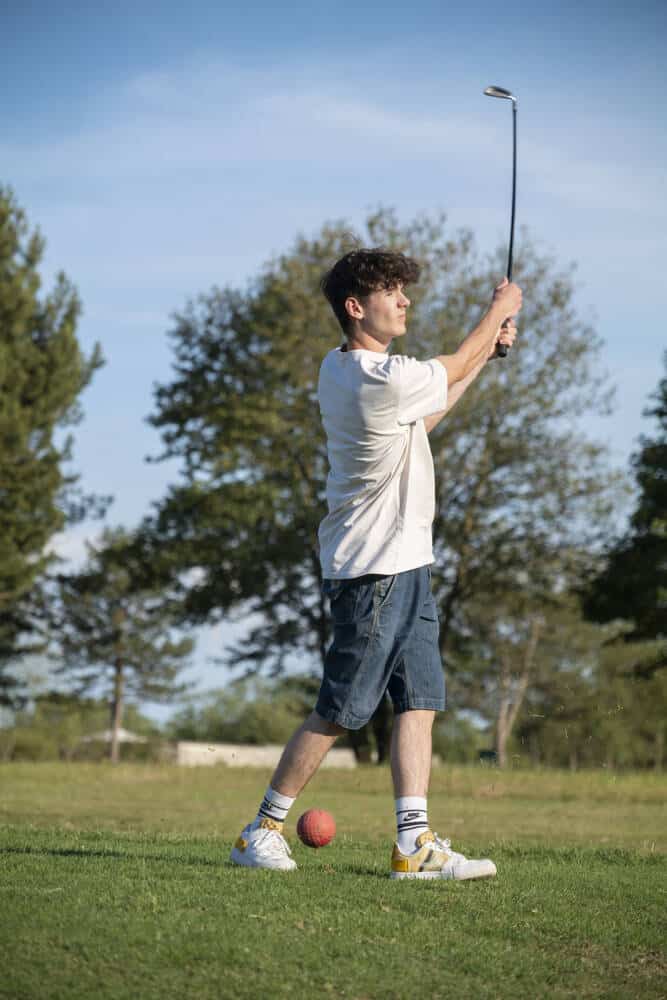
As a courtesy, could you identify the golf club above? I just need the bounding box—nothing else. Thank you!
[484,85,517,358]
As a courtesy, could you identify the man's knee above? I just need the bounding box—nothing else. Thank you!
[307,710,347,737]
[395,709,437,730]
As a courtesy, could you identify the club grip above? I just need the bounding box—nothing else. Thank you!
[495,317,511,359]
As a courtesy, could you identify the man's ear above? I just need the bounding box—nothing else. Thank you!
[344,296,364,321]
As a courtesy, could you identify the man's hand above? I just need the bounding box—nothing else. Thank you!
[488,319,518,360]
[492,276,522,318]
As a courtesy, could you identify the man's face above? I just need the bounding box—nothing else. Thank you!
[348,284,411,343]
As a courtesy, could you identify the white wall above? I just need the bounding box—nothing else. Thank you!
[175,741,357,768]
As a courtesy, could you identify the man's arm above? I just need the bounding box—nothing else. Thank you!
[432,278,522,387]
[423,358,486,434]
[424,317,518,434]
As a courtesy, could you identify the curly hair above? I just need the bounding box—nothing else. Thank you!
[320,248,420,335]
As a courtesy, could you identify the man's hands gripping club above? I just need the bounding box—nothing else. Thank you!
[488,277,519,359]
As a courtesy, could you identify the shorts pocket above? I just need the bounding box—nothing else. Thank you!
[325,578,374,626]
[419,576,438,610]
[417,594,440,645]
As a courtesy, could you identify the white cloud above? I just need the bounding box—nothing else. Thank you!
[6,56,663,231]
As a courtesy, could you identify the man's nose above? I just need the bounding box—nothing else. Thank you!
[399,294,410,307]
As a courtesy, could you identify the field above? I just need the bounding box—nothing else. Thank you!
[1,762,665,999]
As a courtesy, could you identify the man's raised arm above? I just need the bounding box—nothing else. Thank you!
[431,278,522,388]
[423,317,517,434]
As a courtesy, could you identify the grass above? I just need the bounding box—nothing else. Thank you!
[1,762,665,999]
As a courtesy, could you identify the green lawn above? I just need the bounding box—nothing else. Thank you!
[1,763,665,999]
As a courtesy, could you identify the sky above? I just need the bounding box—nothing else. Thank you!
[3,0,666,723]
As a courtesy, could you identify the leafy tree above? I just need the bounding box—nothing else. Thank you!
[590,639,667,769]
[0,187,104,706]
[451,592,618,767]
[513,625,667,771]
[585,352,667,672]
[572,354,667,768]
[54,527,193,762]
[144,208,622,760]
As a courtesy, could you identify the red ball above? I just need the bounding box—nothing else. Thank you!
[296,808,336,848]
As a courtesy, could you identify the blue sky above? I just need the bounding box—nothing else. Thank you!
[3,0,666,721]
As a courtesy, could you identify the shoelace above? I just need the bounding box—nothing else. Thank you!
[255,827,293,859]
[433,833,466,863]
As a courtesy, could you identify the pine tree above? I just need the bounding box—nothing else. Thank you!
[585,353,667,670]
[578,359,667,766]
[55,528,193,763]
[0,188,103,705]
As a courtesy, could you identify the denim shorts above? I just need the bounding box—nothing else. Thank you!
[315,565,445,730]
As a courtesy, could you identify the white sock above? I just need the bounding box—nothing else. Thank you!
[395,796,429,853]
[253,786,295,828]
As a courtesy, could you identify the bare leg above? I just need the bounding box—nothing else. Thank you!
[390,710,435,797]
[271,711,345,798]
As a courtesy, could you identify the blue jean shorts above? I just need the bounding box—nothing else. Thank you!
[315,565,445,730]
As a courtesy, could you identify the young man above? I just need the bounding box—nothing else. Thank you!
[231,248,522,878]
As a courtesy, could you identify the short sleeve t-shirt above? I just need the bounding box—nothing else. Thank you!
[317,347,447,579]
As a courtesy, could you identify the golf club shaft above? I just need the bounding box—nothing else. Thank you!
[496,101,517,359]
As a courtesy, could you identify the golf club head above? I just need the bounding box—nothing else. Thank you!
[484,85,516,102]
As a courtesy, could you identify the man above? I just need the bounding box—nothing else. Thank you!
[231,248,522,878]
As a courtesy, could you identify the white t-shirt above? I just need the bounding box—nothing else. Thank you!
[317,347,447,579]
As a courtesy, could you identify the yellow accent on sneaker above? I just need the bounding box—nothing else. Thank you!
[258,818,284,833]
[234,836,248,851]
[391,830,451,875]
[390,849,409,874]
[391,831,496,880]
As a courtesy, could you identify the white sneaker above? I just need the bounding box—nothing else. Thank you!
[390,830,497,881]
[230,819,297,871]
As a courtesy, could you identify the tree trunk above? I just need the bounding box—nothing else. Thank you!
[529,730,541,766]
[495,619,543,769]
[110,659,124,764]
[348,725,373,763]
[496,672,510,769]
[0,729,16,762]
[349,698,394,764]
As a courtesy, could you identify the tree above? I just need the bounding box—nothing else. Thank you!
[577,354,667,767]
[0,187,104,706]
[512,624,667,771]
[54,528,193,763]
[144,208,622,760]
[585,352,667,671]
